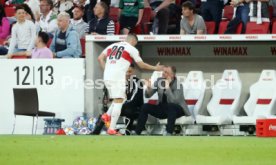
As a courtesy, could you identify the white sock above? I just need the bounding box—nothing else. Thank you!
[106,103,114,116]
[232,7,237,19]
[256,1,262,24]
[109,103,123,130]
[249,2,253,17]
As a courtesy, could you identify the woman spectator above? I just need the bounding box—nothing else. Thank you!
[118,0,144,34]
[87,2,115,35]
[0,4,11,40]
[22,3,36,22]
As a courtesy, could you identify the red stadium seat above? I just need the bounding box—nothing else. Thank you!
[109,7,119,22]
[47,38,52,48]
[245,22,270,34]
[218,21,229,34]
[115,22,120,34]
[205,21,216,34]
[11,55,28,59]
[222,5,234,21]
[80,38,85,57]
[272,21,276,34]
[218,21,242,34]
[5,6,16,17]
[131,7,152,34]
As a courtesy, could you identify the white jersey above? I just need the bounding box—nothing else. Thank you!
[102,42,143,81]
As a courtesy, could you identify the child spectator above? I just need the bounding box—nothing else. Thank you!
[7,31,53,58]
[7,5,36,56]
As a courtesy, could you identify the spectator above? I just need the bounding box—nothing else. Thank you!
[7,31,53,58]
[225,0,249,34]
[53,0,75,17]
[36,0,58,38]
[71,5,88,39]
[118,0,144,34]
[87,2,115,35]
[25,0,40,20]
[135,66,191,136]
[50,12,82,58]
[84,0,111,22]
[180,1,206,34]
[7,5,36,56]
[0,4,11,40]
[22,3,36,22]
[248,0,270,24]
[200,0,224,33]
[148,0,182,34]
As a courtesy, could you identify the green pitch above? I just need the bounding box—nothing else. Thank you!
[0,136,275,165]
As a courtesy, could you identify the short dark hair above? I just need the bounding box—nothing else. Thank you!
[74,5,85,12]
[182,1,195,13]
[40,0,54,9]
[98,1,109,18]
[15,5,25,12]
[168,66,177,75]
[130,63,135,68]
[38,31,49,45]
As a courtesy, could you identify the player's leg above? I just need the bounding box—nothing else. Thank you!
[108,98,125,135]
[106,80,126,135]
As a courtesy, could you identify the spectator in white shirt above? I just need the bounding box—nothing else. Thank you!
[70,5,88,39]
[36,0,58,38]
[7,5,36,56]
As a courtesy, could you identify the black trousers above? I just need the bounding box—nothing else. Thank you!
[201,1,224,34]
[120,102,141,131]
[135,103,185,134]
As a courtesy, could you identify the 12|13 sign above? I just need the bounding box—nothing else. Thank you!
[14,65,54,86]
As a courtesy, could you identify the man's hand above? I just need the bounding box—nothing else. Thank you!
[155,62,164,71]
[25,51,32,57]
[136,20,141,26]
[6,54,13,59]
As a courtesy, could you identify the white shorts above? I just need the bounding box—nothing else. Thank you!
[104,80,126,99]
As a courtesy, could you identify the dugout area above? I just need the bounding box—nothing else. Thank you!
[85,35,276,135]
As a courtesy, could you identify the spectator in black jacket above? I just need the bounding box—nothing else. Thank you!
[92,64,144,135]
[86,1,115,35]
[84,0,111,22]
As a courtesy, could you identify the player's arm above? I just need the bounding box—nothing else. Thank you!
[136,61,163,71]
[97,53,107,70]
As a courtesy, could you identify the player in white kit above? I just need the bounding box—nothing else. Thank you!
[98,34,163,135]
